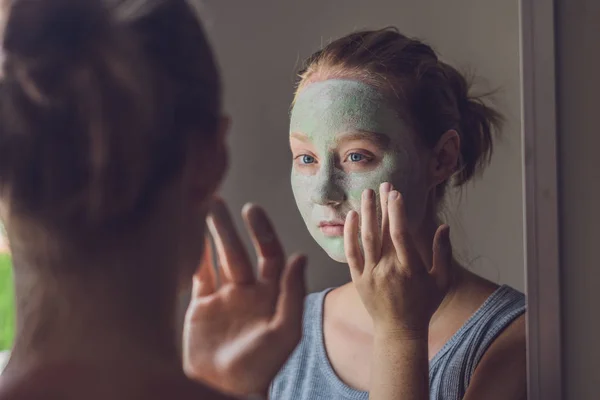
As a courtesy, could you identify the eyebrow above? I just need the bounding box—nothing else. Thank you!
[336,131,391,147]
[290,132,311,143]
[290,131,391,148]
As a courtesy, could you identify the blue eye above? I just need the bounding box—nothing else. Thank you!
[301,155,315,164]
[349,153,365,162]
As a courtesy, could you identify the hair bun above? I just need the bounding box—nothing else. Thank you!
[3,0,110,64]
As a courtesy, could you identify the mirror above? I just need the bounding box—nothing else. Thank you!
[0,0,562,398]
[202,0,559,398]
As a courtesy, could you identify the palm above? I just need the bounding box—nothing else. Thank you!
[344,183,451,334]
[190,283,277,344]
[183,200,306,397]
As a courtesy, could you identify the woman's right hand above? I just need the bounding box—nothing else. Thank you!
[182,198,307,398]
[344,183,451,337]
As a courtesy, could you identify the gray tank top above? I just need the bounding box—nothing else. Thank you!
[270,285,525,400]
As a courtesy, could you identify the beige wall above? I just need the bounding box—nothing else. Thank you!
[556,0,600,397]
[203,0,524,292]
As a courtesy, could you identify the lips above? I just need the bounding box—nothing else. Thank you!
[318,219,345,237]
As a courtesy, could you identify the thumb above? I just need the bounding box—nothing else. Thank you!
[271,254,307,338]
[431,225,452,291]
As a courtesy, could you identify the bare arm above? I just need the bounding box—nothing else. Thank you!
[370,333,429,400]
[343,185,452,400]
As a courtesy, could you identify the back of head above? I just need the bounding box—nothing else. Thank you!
[0,0,221,241]
[295,27,504,198]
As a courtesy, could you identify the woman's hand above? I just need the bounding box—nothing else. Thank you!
[344,183,453,400]
[182,198,307,397]
[344,183,453,338]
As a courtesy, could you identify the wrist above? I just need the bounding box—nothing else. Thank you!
[373,325,429,342]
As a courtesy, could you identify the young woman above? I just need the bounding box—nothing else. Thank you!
[0,0,307,399]
[279,27,527,400]
[203,28,526,400]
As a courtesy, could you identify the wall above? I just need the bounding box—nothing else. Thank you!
[202,0,524,292]
[556,0,600,397]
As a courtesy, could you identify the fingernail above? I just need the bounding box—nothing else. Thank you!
[362,189,374,200]
[389,190,399,200]
[346,210,355,222]
[381,182,392,193]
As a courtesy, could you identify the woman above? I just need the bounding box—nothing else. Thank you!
[204,29,527,399]
[0,0,307,399]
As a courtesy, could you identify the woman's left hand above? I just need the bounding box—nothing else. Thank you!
[182,199,307,397]
[344,183,453,337]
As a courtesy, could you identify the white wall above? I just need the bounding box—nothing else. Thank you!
[556,0,600,397]
[202,0,524,292]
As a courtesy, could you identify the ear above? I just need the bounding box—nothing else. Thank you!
[428,129,460,189]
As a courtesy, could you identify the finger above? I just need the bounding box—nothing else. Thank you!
[379,182,393,250]
[207,198,255,285]
[432,224,452,290]
[242,203,285,282]
[344,210,364,279]
[270,254,307,334]
[361,189,380,269]
[192,236,217,297]
[387,190,421,273]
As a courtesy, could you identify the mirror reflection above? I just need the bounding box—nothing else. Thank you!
[0,0,526,399]
[210,1,526,398]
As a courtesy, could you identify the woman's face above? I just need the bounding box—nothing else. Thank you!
[289,79,429,262]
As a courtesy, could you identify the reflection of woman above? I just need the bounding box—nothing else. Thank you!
[0,0,306,398]
[266,29,526,399]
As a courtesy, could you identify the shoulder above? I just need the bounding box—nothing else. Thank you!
[459,284,527,399]
[464,313,527,400]
[0,365,236,400]
[468,285,526,368]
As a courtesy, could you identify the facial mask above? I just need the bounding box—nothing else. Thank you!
[289,79,426,263]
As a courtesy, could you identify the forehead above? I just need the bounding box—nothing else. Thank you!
[289,79,406,140]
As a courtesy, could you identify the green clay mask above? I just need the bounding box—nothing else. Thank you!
[289,79,427,263]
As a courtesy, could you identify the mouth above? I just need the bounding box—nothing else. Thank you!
[318,219,345,237]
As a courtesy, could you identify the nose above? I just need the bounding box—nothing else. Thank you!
[310,163,346,206]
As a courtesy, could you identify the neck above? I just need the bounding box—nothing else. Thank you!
[6,246,185,375]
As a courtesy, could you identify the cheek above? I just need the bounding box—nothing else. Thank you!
[343,173,382,208]
[344,156,409,206]
[291,171,312,212]
[343,154,426,221]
